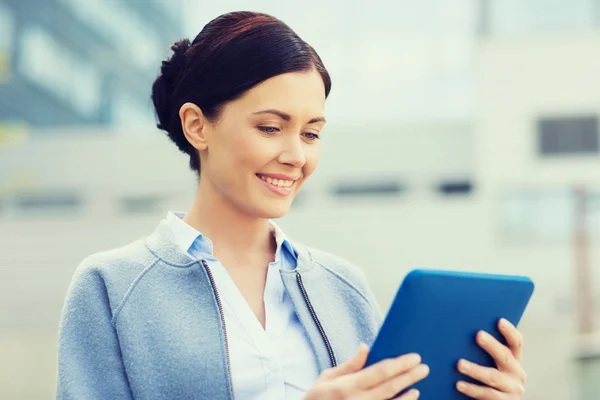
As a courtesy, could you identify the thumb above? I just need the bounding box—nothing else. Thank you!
[323,343,369,380]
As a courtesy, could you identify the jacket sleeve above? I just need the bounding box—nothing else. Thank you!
[360,272,384,327]
[56,264,134,399]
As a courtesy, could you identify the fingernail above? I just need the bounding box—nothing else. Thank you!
[409,388,420,398]
[458,359,469,372]
[499,318,508,328]
[457,381,467,392]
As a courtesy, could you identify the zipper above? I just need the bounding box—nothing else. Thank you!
[201,259,235,400]
[296,272,337,368]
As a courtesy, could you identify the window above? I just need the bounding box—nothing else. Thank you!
[538,116,598,155]
[498,189,600,241]
[119,195,165,215]
[18,26,102,117]
[437,180,474,195]
[482,0,597,37]
[0,2,15,82]
[332,180,406,197]
[112,89,154,127]
[153,0,182,22]
[59,0,163,72]
[12,190,84,214]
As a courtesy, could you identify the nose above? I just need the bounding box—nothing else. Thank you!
[278,135,306,168]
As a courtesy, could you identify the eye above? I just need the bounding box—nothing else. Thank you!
[258,126,280,134]
[303,132,320,141]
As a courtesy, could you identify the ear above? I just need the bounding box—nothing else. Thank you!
[179,102,208,151]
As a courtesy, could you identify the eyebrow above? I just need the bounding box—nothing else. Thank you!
[252,109,326,124]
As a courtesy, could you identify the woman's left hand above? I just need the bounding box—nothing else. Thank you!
[456,318,527,399]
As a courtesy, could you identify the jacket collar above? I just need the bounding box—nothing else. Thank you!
[143,218,315,272]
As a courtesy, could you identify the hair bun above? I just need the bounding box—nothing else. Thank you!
[153,38,191,132]
[160,38,191,85]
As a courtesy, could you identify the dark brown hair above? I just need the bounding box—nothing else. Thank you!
[151,11,331,174]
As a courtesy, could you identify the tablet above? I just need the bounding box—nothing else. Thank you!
[364,269,534,399]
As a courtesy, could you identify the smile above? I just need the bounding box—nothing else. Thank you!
[256,174,298,196]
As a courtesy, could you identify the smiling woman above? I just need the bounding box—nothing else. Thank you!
[55,10,525,400]
[174,70,326,219]
[151,12,329,220]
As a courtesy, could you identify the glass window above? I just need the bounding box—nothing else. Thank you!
[0,2,15,81]
[332,180,406,197]
[538,116,599,156]
[10,190,84,216]
[112,89,154,127]
[18,27,60,91]
[153,0,182,23]
[18,26,102,117]
[70,59,103,117]
[119,195,165,215]
[498,189,600,241]
[485,0,597,37]
[59,0,163,72]
[437,180,474,195]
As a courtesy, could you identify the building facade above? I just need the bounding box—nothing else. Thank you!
[0,0,184,128]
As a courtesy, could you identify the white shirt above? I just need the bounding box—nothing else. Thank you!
[165,212,320,399]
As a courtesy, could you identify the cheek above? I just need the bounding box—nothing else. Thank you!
[235,136,277,172]
[212,130,277,184]
[214,130,256,167]
[301,145,321,178]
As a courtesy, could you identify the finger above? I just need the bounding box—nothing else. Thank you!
[367,364,429,400]
[458,359,524,394]
[498,319,524,363]
[477,331,520,373]
[456,380,507,400]
[321,343,369,380]
[393,388,420,400]
[356,353,422,389]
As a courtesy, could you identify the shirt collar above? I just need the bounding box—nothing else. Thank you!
[165,211,297,261]
[165,211,214,255]
[269,220,298,260]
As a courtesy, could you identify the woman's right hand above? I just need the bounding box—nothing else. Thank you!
[303,344,429,399]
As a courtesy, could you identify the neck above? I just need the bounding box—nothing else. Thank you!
[183,179,275,260]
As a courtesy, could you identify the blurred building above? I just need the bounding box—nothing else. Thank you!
[478,1,600,399]
[0,0,183,128]
[478,0,600,241]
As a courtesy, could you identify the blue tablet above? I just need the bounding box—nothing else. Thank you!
[364,269,534,399]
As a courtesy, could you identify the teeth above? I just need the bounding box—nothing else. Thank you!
[259,175,294,188]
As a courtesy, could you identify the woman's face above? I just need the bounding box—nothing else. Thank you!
[196,69,326,219]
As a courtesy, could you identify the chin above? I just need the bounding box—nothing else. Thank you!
[247,199,291,220]
[258,205,289,219]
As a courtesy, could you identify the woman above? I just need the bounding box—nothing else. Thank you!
[57,11,527,400]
